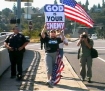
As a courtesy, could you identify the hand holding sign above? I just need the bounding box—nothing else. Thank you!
[44,23,46,29]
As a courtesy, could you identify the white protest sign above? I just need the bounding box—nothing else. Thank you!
[44,4,65,30]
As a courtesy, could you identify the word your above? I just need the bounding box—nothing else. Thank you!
[47,16,62,21]
[45,5,64,12]
[46,22,64,29]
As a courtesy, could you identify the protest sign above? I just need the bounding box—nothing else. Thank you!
[44,4,65,30]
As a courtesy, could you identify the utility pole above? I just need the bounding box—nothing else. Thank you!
[13,3,17,17]
[17,0,21,31]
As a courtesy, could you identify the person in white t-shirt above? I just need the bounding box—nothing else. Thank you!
[56,30,68,59]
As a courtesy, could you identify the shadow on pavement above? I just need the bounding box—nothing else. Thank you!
[18,50,41,90]
[31,80,88,91]
[61,76,81,81]
[86,83,105,90]
[55,84,87,90]
[64,51,78,54]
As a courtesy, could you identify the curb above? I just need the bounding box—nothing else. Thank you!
[63,56,88,90]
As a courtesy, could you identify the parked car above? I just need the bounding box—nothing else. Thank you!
[91,34,98,40]
[25,36,30,41]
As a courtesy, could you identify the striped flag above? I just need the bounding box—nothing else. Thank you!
[60,0,94,28]
[51,51,64,84]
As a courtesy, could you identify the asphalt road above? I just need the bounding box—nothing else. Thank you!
[64,39,105,90]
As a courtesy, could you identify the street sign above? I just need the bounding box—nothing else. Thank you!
[24,14,31,19]
[44,4,65,30]
[24,3,32,6]
[24,7,34,14]
[5,0,33,2]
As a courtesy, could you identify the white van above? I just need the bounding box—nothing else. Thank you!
[91,34,97,40]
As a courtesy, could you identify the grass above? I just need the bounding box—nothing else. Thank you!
[30,38,40,43]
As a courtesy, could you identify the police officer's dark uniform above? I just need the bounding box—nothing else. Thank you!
[4,32,29,80]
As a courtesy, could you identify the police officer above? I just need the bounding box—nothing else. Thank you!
[4,26,29,80]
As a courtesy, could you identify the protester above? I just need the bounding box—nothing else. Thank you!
[39,32,48,50]
[56,30,68,59]
[41,24,64,87]
[77,32,94,83]
[4,26,29,81]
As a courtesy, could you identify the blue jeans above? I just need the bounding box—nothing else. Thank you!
[59,49,63,59]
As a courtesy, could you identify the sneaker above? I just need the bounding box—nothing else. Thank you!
[80,77,85,81]
[46,81,53,88]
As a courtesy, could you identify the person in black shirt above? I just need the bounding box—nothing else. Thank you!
[39,32,48,50]
[4,26,29,81]
[39,33,45,50]
[41,24,64,87]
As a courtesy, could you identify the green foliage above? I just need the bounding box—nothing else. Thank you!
[22,29,41,39]
[31,30,40,38]
[22,30,30,36]
[65,34,70,38]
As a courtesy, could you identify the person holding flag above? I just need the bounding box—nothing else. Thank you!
[56,30,68,59]
[41,24,64,87]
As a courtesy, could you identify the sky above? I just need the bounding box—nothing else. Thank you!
[0,0,102,11]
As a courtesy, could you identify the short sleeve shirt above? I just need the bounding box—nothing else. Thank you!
[4,33,29,50]
[44,36,63,53]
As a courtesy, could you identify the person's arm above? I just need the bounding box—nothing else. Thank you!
[60,30,64,41]
[4,35,14,51]
[77,39,81,46]
[4,42,14,51]
[18,41,29,51]
[63,36,68,46]
[77,34,82,46]
[41,24,46,38]
[18,35,29,51]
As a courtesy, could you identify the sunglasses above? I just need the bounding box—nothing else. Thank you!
[50,31,56,33]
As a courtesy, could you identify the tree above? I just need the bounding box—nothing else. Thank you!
[85,0,89,10]
[98,3,101,8]
[2,8,12,17]
[102,0,105,8]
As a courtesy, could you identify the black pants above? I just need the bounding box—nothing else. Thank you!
[41,40,45,49]
[9,51,24,77]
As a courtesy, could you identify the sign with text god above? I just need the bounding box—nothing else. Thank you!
[44,4,65,30]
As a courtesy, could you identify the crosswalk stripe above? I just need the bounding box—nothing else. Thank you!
[98,57,105,63]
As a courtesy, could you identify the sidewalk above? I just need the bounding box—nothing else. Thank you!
[0,49,88,91]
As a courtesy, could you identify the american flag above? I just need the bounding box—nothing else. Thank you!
[60,0,94,28]
[51,51,64,84]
